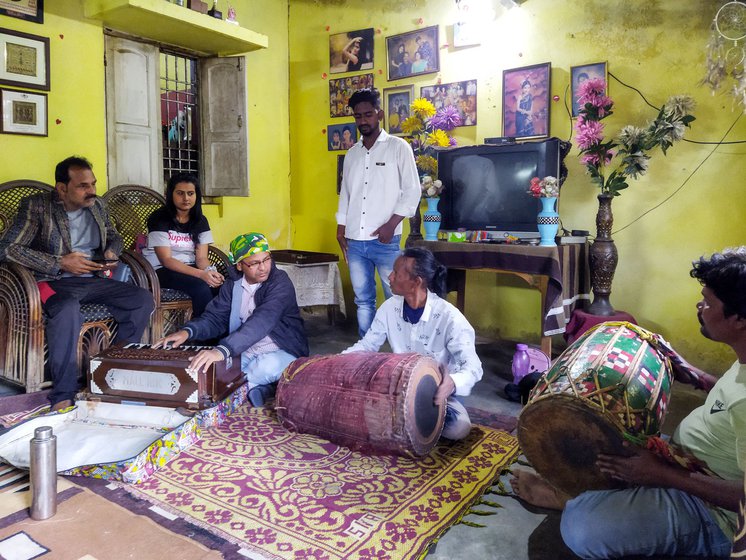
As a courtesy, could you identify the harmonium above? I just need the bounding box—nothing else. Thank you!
[88,343,246,410]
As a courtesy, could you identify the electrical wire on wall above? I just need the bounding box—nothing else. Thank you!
[562,70,745,236]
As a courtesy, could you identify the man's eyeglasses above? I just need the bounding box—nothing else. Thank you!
[241,254,272,270]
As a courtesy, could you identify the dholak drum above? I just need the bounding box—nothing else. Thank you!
[275,352,445,457]
[517,322,674,497]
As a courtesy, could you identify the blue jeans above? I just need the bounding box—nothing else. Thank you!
[560,487,732,559]
[347,235,401,337]
[241,350,296,388]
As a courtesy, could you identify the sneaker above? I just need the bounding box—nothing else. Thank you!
[248,384,276,407]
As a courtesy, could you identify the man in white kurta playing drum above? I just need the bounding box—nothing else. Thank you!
[343,247,482,441]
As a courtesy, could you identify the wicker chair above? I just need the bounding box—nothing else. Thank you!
[102,185,231,341]
[0,180,128,393]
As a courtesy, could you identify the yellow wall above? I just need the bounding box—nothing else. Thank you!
[288,0,746,373]
[0,1,742,374]
[0,0,291,252]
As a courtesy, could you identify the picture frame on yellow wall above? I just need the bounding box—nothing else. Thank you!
[0,0,43,24]
[570,61,607,118]
[0,88,47,136]
[0,28,50,91]
[502,62,550,141]
[386,26,439,81]
[329,28,374,74]
[383,84,413,136]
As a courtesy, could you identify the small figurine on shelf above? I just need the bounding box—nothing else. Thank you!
[226,5,238,25]
[207,0,222,19]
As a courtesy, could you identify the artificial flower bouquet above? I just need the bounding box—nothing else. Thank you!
[528,176,559,198]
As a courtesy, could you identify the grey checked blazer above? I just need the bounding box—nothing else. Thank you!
[0,191,124,281]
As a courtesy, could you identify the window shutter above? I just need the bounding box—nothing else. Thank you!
[199,56,249,197]
[104,36,163,191]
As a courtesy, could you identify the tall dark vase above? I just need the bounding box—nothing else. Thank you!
[587,193,618,316]
[406,200,423,247]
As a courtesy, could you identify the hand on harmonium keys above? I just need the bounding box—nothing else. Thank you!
[152,329,190,350]
[188,348,225,375]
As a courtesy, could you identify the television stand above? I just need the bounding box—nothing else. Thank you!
[412,240,590,356]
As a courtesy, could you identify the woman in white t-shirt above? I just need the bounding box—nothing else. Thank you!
[143,173,224,317]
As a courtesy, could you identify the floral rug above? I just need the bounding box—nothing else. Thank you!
[116,405,519,560]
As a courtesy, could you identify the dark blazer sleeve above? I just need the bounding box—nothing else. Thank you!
[96,199,124,256]
[182,278,234,340]
[219,272,297,357]
[0,195,61,276]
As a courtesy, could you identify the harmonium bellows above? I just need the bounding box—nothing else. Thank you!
[88,343,245,410]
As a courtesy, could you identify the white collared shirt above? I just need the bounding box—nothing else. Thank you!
[336,129,421,240]
[342,292,483,395]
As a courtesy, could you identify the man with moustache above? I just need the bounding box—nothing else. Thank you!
[336,88,420,337]
[0,156,154,411]
[511,247,746,559]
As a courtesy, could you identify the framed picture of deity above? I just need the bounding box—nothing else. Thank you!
[0,28,50,90]
[385,25,439,81]
[0,88,47,136]
[329,73,374,117]
[502,62,550,140]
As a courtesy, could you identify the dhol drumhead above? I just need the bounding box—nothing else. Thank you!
[407,362,444,455]
[517,395,633,497]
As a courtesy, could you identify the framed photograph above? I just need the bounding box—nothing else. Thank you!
[420,80,477,126]
[502,62,551,140]
[0,0,43,24]
[329,28,374,74]
[329,73,374,117]
[386,25,439,81]
[571,61,607,117]
[0,28,50,90]
[383,85,413,135]
[327,122,357,151]
[0,88,47,136]
[336,154,345,195]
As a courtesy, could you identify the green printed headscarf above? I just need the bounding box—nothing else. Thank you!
[228,232,270,264]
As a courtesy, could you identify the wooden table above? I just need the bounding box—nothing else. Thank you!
[414,241,590,356]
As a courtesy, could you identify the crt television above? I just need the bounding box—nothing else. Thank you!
[436,138,562,237]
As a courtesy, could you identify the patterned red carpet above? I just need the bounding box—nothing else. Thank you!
[116,405,520,560]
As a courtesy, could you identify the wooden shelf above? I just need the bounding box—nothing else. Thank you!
[84,0,268,56]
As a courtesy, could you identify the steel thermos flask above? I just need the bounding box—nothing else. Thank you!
[29,426,57,520]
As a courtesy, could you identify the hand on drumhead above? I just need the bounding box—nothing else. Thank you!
[434,375,456,405]
[597,444,674,487]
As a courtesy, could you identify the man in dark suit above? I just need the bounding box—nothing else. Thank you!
[0,156,154,410]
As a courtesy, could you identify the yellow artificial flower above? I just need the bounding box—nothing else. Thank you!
[401,116,423,135]
[427,129,451,147]
[411,97,436,119]
[415,155,438,175]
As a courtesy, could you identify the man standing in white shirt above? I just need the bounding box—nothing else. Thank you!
[336,88,420,337]
[343,247,483,440]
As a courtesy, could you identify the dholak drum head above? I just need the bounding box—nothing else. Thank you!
[407,366,443,455]
[517,395,633,497]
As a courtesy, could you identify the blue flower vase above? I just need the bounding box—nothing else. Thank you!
[537,196,559,246]
[423,197,441,241]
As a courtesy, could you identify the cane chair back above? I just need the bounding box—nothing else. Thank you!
[0,180,117,393]
[102,184,232,340]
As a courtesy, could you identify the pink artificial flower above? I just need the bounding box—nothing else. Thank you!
[580,153,601,166]
[574,119,605,149]
[576,78,613,113]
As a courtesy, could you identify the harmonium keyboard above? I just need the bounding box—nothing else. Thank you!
[87,343,246,410]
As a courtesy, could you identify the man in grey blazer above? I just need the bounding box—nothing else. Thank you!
[0,156,154,411]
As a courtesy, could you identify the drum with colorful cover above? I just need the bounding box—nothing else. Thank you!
[517,321,674,496]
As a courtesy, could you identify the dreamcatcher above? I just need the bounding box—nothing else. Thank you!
[703,1,746,111]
